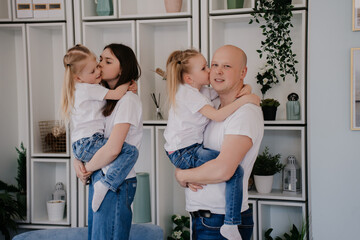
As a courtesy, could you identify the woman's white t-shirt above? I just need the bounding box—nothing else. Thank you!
[103,92,143,179]
[164,84,217,152]
[71,83,109,143]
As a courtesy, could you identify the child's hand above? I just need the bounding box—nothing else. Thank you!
[236,84,252,98]
[128,80,138,94]
[240,93,260,106]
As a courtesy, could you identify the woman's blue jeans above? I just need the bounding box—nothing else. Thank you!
[88,170,137,240]
[73,132,138,192]
[191,208,254,240]
[167,143,244,224]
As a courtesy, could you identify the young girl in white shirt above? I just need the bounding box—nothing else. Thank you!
[164,49,259,240]
[60,44,138,212]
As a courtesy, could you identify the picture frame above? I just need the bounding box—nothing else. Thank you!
[353,0,360,31]
[351,48,360,130]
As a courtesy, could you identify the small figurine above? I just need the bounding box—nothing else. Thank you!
[286,92,300,120]
[52,182,66,201]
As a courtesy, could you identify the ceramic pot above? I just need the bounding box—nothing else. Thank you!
[95,0,113,16]
[262,106,277,120]
[133,172,151,223]
[227,0,245,9]
[47,200,65,221]
[164,0,182,13]
[254,175,274,194]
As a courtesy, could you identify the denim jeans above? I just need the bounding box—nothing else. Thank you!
[191,208,254,240]
[167,143,244,224]
[88,170,137,240]
[72,132,139,192]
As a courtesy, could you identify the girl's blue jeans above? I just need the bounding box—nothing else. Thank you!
[167,143,244,225]
[88,170,137,240]
[72,132,139,192]
[191,208,254,240]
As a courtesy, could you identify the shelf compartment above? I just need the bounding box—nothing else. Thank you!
[31,158,70,225]
[155,126,187,238]
[0,24,30,222]
[27,23,70,157]
[81,0,118,20]
[118,0,191,19]
[209,10,306,124]
[249,126,305,201]
[0,0,12,21]
[82,20,136,57]
[209,0,255,15]
[137,18,192,122]
[134,126,156,224]
[258,201,306,240]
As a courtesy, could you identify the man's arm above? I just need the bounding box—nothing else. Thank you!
[175,134,253,185]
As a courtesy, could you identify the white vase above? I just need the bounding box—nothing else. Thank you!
[164,0,182,13]
[254,175,274,194]
[47,200,65,221]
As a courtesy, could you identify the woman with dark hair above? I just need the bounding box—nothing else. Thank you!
[74,43,142,239]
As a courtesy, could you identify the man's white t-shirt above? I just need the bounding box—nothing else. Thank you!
[103,92,143,179]
[71,83,109,143]
[164,84,217,152]
[185,101,264,214]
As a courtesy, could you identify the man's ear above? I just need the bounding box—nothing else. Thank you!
[240,67,248,79]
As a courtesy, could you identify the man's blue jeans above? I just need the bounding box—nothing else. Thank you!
[191,208,254,240]
[88,170,137,240]
[167,143,244,225]
[72,132,139,192]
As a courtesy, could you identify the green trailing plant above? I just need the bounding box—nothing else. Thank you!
[265,224,307,240]
[252,146,284,176]
[167,214,190,240]
[249,0,299,83]
[0,193,24,240]
[260,98,280,108]
[15,143,26,194]
[256,65,279,99]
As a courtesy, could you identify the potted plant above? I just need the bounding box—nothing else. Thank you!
[249,0,299,83]
[0,191,24,240]
[252,146,284,194]
[265,223,307,240]
[167,214,190,240]
[15,143,26,217]
[261,98,280,120]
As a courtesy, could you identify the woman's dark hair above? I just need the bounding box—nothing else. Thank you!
[102,43,141,117]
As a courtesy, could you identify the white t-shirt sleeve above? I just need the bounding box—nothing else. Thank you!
[112,93,142,127]
[181,87,213,114]
[224,104,262,144]
[78,83,109,101]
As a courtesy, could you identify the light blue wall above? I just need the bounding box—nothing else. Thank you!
[308,0,360,239]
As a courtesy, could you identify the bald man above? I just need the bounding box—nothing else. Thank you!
[175,45,264,240]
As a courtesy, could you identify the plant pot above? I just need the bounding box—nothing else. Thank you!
[96,0,113,16]
[227,0,245,9]
[46,200,65,221]
[164,0,182,13]
[254,175,274,194]
[133,172,151,223]
[262,106,277,120]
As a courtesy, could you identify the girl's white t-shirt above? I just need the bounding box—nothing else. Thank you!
[164,84,217,152]
[71,83,109,143]
[185,101,264,214]
[103,92,143,179]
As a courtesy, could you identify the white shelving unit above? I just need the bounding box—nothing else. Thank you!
[137,18,194,122]
[249,126,306,201]
[0,23,30,222]
[12,0,66,22]
[31,158,70,225]
[0,0,12,21]
[208,11,306,124]
[27,23,70,157]
[82,20,136,57]
[258,201,306,240]
[248,199,258,240]
[155,126,187,238]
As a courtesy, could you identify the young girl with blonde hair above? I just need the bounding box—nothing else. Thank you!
[164,49,259,240]
[61,44,138,212]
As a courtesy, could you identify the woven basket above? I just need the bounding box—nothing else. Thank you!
[38,120,66,153]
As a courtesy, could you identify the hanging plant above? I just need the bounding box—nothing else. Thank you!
[249,0,299,83]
